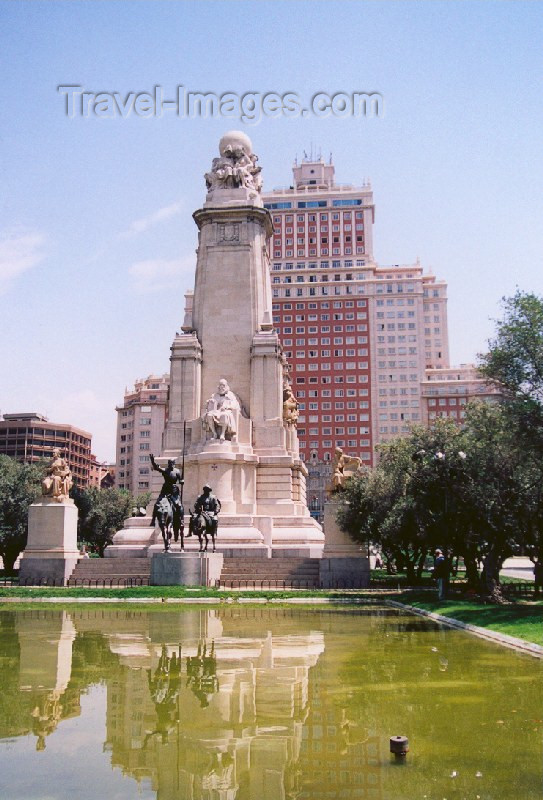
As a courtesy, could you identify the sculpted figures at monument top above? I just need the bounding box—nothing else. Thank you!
[41,448,73,503]
[203,378,241,441]
[204,131,262,197]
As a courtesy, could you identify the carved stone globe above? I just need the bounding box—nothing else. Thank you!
[219,130,253,157]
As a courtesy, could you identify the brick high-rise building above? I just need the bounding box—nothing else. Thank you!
[115,374,169,494]
[0,412,92,487]
[262,155,450,473]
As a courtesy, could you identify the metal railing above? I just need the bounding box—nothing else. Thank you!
[0,576,150,588]
[216,577,372,590]
[216,579,318,590]
[503,582,537,598]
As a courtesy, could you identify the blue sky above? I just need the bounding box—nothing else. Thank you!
[2,1,542,461]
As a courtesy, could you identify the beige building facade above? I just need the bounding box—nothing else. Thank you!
[115,374,169,495]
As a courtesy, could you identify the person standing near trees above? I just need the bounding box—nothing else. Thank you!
[433,549,448,600]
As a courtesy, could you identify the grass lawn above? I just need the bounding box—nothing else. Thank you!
[406,595,543,646]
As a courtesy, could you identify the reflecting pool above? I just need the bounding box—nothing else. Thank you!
[0,606,541,799]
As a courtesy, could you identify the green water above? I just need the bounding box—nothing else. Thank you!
[0,607,541,800]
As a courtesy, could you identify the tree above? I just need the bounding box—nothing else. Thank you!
[479,290,543,456]
[338,419,470,583]
[0,456,45,574]
[74,487,134,557]
[478,290,543,579]
[461,403,529,601]
[479,291,543,407]
[337,412,532,602]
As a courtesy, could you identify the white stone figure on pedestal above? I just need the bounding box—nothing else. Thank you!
[203,379,241,441]
[19,449,80,585]
[41,448,73,503]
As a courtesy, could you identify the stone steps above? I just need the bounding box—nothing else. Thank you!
[219,557,321,587]
[67,555,322,588]
[68,558,151,585]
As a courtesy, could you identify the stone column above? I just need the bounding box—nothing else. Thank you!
[163,332,202,454]
[191,205,274,414]
[251,331,285,452]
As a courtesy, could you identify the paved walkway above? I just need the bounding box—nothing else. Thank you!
[500,556,535,581]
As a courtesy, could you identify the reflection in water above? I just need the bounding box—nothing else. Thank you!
[0,610,81,751]
[0,607,542,800]
[105,610,324,799]
[145,645,182,745]
[186,641,219,708]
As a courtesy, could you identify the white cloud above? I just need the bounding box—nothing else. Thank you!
[0,230,46,294]
[119,201,183,238]
[128,254,194,294]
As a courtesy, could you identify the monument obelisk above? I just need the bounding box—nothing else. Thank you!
[108,131,324,558]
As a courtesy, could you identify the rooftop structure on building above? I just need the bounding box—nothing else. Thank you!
[262,155,450,474]
[421,364,501,426]
[115,374,169,494]
[0,413,92,487]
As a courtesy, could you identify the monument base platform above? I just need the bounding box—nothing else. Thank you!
[19,557,80,586]
[107,512,324,559]
[319,557,370,589]
[150,551,224,586]
[19,500,80,586]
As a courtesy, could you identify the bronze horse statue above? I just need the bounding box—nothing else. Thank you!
[188,509,217,552]
[155,495,184,551]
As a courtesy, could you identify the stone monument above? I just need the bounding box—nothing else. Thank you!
[108,132,324,561]
[19,449,81,585]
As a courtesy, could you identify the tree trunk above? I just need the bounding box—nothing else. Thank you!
[462,553,480,590]
[481,548,506,603]
[384,555,397,574]
[404,556,418,584]
[2,549,19,576]
[415,551,427,580]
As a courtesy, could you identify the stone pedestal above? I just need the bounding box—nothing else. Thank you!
[150,551,224,587]
[19,500,80,586]
[320,501,370,588]
[323,501,367,557]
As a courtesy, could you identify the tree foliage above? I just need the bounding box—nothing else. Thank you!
[73,487,140,557]
[338,291,543,602]
[479,291,543,406]
[0,456,45,574]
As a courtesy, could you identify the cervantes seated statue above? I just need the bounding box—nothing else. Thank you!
[202,379,241,442]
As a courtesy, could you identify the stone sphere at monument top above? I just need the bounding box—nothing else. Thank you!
[219,130,253,156]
